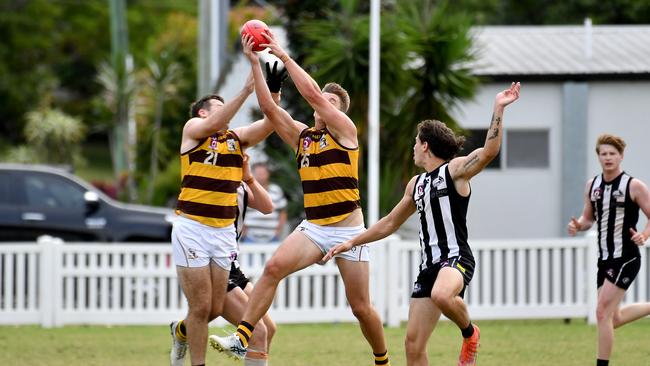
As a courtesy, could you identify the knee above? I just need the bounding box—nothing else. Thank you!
[188,302,211,321]
[263,259,286,282]
[430,290,453,309]
[596,303,613,323]
[349,301,372,320]
[404,334,425,359]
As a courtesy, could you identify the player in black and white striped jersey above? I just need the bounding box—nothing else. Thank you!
[568,134,650,366]
[325,83,520,366]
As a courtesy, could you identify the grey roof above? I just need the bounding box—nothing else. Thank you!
[469,25,650,77]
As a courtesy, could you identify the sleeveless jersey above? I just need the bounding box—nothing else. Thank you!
[412,163,472,271]
[296,128,361,225]
[175,130,243,228]
[590,172,640,260]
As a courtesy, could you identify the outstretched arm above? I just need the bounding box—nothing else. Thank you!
[183,73,254,141]
[630,179,650,245]
[449,82,521,181]
[322,177,418,262]
[261,31,357,146]
[568,179,595,236]
[242,34,306,150]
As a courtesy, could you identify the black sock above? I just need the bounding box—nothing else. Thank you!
[597,359,609,366]
[461,323,475,338]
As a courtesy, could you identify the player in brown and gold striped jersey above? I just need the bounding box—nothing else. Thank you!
[170,68,282,366]
[210,31,391,366]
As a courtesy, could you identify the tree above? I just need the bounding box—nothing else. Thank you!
[5,108,86,166]
[141,57,183,204]
[274,0,478,213]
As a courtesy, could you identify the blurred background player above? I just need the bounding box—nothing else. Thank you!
[242,161,288,243]
[568,134,650,366]
[324,83,521,366]
[211,32,392,366]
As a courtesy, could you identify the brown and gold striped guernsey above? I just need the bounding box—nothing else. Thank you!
[175,130,243,227]
[296,128,361,225]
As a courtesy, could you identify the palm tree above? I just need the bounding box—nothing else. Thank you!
[142,57,182,204]
[379,0,479,210]
[96,60,138,201]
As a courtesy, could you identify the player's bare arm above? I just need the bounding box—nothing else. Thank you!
[449,82,521,187]
[243,34,306,150]
[322,177,418,262]
[181,73,255,152]
[242,154,274,214]
[260,31,357,147]
[568,178,596,236]
[629,178,650,245]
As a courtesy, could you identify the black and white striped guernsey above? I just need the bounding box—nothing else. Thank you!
[590,172,640,260]
[412,163,473,271]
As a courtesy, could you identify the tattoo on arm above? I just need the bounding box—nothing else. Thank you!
[463,154,480,173]
[488,114,502,140]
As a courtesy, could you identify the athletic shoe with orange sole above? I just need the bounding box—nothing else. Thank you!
[457,324,480,366]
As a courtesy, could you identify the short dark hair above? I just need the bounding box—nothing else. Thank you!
[189,94,224,118]
[417,119,465,161]
[596,133,626,154]
[322,83,350,113]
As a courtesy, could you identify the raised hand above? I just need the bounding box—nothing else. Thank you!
[630,228,647,246]
[260,31,289,62]
[495,82,521,108]
[322,241,354,263]
[567,216,581,236]
[241,34,258,62]
[265,61,288,93]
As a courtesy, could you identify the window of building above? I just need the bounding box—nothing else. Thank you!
[506,130,550,168]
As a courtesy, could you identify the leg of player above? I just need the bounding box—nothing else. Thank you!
[596,281,627,364]
[430,267,479,366]
[404,298,441,366]
[220,287,270,366]
[337,258,391,366]
[211,231,323,359]
[177,264,227,366]
[242,283,277,352]
[613,302,650,328]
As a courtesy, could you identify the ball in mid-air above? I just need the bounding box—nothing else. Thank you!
[241,19,270,52]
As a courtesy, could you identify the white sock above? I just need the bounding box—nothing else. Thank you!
[244,357,267,366]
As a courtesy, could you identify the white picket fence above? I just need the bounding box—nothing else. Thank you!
[1,234,649,327]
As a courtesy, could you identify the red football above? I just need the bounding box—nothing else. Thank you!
[241,19,270,52]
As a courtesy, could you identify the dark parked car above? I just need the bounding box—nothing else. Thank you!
[0,164,175,242]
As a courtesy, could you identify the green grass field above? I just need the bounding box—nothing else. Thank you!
[3,319,650,365]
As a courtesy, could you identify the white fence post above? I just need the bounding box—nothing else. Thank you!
[37,236,64,328]
[586,231,598,325]
[385,235,401,327]
[38,236,54,328]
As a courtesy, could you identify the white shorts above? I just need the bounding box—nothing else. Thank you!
[295,220,369,262]
[171,215,237,269]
